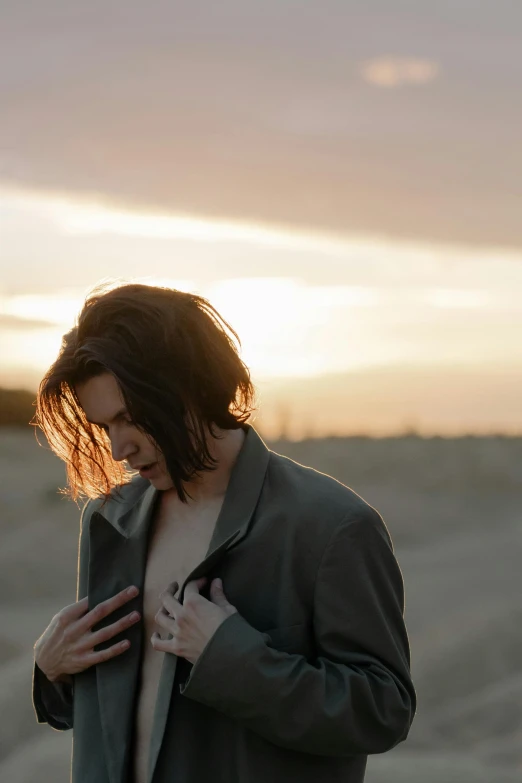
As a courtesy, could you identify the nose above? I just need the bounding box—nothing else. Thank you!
[110,432,137,463]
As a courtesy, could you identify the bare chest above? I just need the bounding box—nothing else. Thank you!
[132,494,224,783]
[141,494,223,638]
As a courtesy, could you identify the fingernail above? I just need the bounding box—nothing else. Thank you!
[130,612,140,621]
[127,586,138,597]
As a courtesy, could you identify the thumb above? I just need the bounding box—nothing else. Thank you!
[210,578,236,613]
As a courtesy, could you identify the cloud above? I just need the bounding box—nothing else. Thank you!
[1,5,521,248]
[359,57,440,87]
[0,314,56,330]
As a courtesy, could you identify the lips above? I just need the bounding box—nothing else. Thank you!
[131,461,156,472]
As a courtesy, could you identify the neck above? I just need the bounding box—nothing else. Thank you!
[164,425,246,504]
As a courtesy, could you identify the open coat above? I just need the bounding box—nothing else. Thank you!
[33,425,416,783]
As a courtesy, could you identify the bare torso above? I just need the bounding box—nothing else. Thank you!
[132,490,225,783]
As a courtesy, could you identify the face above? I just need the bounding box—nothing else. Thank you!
[75,372,174,490]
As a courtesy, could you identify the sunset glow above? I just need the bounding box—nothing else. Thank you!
[2,185,522,434]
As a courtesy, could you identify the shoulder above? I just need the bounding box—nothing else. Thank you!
[266,448,375,517]
[265,448,388,545]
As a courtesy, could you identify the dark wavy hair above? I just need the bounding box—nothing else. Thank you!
[35,282,255,503]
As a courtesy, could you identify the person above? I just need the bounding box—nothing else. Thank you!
[32,282,416,783]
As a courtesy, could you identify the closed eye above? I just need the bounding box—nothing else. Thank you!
[89,412,134,433]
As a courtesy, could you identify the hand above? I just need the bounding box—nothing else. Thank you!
[34,586,141,683]
[151,577,237,665]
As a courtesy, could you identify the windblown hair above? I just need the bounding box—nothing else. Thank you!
[35,282,255,503]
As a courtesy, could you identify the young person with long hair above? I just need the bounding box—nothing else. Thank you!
[33,282,415,783]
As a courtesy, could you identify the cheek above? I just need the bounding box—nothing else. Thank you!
[157,456,169,473]
[135,430,164,464]
[137,431,157,453]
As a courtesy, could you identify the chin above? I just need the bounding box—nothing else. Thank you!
[150,475,174,491]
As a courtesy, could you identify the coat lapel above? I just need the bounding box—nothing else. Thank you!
[88,481,159,783]
[147,424,270,783]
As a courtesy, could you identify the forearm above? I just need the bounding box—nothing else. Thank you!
[36,655,73,685]
[180,613,414,756]
[181,510,416,755]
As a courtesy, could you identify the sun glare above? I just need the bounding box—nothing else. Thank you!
[2,184,522,423]
[0,277,381,382]
[0,186,356,256]
[1,293,83,327]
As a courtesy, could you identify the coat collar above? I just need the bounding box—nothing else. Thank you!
[87,423,271,783]
[97,422,269,544]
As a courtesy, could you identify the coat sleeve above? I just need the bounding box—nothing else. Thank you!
[179,507,416,756]
[32,662,74,730]
[32,498,92,731]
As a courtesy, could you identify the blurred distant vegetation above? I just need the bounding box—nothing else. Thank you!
[0,388,36,427]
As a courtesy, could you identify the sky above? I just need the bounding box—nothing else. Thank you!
[1,2,522,436]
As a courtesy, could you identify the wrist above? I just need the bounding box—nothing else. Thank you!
[35,660,72,685]
[50,672,73,685]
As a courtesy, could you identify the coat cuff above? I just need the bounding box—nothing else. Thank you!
[32,661,74,730]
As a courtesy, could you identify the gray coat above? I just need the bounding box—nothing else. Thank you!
[33,425,416,783]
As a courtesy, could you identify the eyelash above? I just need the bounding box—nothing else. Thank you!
[98,418,134,433]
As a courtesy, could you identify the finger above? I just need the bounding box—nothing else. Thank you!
[184,577,207,598]
[210,578,228,606]
[151,632,174,653]
[83,638,132,667]
[154,608,176,634]
[163,580,179,597]
[160,591,182,619]
[158,581,179,603]
[58,596,90,622]
[210,578,237,615]
[86,610,141,649]
[76,586,139,634]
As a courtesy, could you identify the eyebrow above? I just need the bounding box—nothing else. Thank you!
[86,407,129,427]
